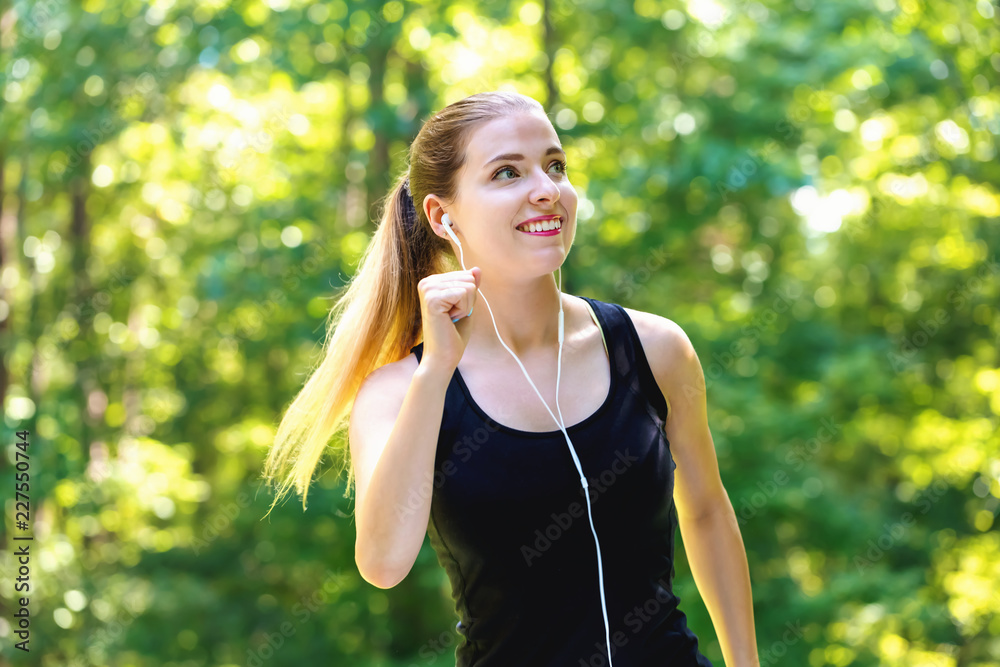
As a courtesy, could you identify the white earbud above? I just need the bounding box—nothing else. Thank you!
[441,213,460,247]
[436,211,613,665]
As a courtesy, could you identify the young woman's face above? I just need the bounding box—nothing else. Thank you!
[443,110,578,280]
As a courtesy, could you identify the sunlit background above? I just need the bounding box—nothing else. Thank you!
[1,0,999,664]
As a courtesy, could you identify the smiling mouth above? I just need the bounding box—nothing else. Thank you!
[516,218,562,233]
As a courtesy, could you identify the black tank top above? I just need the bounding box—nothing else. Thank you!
[409,296,714,667]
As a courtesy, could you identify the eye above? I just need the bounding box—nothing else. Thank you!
[492,160,569,181]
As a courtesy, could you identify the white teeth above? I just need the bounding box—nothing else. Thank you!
[518,218,561,232]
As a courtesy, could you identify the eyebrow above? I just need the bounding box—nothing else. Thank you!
[482,145,566,169]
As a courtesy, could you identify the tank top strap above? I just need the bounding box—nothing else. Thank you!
[580,296,670,427]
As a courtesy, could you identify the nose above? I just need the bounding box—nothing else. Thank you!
[529,166,561,206]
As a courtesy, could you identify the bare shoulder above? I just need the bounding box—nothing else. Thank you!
[349,352,421,452]
[620,307,703,417]
[620,306,698,367]
[353,352,420,414]
[363,350,421,390]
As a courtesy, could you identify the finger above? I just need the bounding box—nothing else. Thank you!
[430,286,469,311]
[450,303,473,322]
[448,299,474,321]
[434,288,470,320]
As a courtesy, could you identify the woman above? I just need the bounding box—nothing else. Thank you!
[263,91,759,666]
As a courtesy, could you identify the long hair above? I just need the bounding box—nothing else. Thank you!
[262,90,545,515]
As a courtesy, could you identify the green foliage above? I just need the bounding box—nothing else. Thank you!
[1,0,998,665]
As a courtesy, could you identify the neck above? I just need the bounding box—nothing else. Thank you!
[469,273,563,359]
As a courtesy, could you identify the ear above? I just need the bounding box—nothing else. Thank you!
[424,195,450,240]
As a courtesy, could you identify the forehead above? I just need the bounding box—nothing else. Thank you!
[464,111,560,162]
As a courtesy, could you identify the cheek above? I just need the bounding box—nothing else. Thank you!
[562,190,579,211]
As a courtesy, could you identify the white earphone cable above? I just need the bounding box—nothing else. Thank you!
[442,215,615,666]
